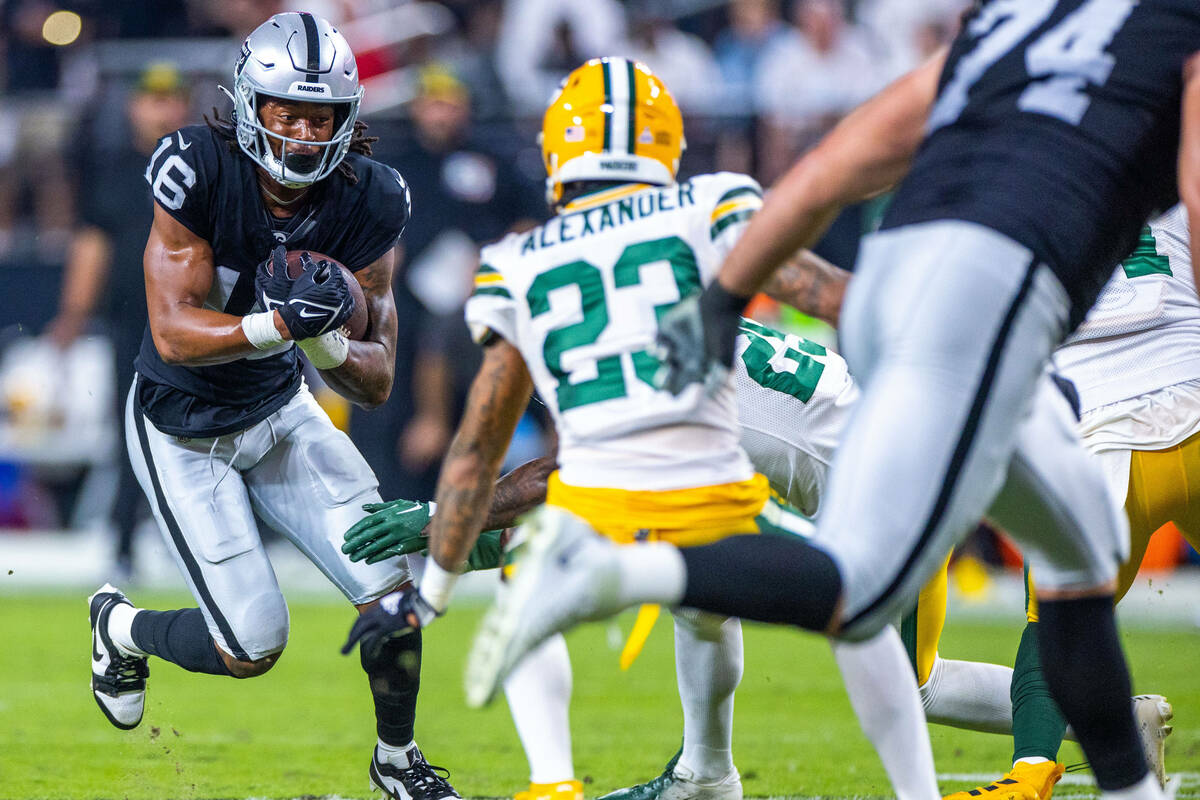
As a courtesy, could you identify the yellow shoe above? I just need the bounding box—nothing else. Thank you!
[515,779,585,800]
[944,762,1065,800]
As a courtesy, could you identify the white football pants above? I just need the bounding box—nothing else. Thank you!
[819,220,1126,640]
[126,378,413,661]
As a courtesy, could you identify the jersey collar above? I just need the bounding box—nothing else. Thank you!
[562,182,653,211]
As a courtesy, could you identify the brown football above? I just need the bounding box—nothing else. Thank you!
[280,250,368,340]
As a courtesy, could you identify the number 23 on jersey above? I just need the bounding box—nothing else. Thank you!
[522,235,700,411]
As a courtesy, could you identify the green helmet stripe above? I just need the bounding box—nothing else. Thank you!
[626,60,637,155]
[602,60,613,152]
[604,58,632,154]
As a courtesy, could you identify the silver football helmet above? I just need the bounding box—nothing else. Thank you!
[231,12,364,187]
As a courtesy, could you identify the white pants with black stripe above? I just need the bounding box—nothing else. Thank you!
[817,220,1127,640]
[126,379,414,661]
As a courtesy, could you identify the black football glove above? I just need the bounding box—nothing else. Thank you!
[653,282,752,396]
[277,251,355,340]
[255,245,294,314]
[341,588,440,662]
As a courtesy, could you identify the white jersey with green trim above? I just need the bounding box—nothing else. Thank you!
[1055,205,1200,414]
[466,173,764,492]
[733,318,857,518]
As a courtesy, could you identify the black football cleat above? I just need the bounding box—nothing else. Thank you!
[369,744,461,800]
[89,583,148,730]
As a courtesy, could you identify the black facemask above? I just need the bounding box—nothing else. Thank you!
[283,149,322,176]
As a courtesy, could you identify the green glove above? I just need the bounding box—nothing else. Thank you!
[465,529,504,572]
[342,499,434,564]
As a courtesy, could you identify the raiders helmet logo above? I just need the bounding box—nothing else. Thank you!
[235,42,250,77]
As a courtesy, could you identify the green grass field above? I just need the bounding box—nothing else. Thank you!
[2,590,1197,800]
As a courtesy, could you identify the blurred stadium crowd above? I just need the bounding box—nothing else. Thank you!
[1,0,1194,580]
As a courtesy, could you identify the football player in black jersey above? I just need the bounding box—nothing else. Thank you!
[85,13,458,799]
[464,4,1200,800]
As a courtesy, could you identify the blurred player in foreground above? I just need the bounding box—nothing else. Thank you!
[467,4,1200,800]
[910,207,1193,800]
[344,58,944,800]
[84,13,460,799]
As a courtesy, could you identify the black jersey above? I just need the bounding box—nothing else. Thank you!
[884,0,1200,325]
[135,124,410,437]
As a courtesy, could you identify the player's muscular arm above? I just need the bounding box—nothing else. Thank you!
[145,204,290,366]
[761,250,851,327]
[717,48,946,297]
[1179,53,1200,283]
[425,340,534,571]
[479,455,557,530]
[318,247,399,409]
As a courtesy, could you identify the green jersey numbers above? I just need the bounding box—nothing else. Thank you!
[528,260,624,411]
[613,237,701,385]
[738,319,827,403]
[1121,226,1171,279]
[527,235,700,412]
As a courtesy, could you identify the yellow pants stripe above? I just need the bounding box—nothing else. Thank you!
[911,553,951,686]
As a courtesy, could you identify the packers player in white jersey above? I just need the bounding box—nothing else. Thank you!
[899,207,1192,800]
[341,58,942,800]
[491,315,860,800]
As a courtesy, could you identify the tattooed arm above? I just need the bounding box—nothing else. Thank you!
[761,250,851,327]
[319,246,399,409]
[425,339,534,571]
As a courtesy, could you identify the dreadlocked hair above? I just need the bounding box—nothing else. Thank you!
[203,107,379,185]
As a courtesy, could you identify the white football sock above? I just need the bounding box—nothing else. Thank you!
[615,542,686,607]
[833,627,939,800]
[107,602,148,657]
[376,738,416,766]
[1102,772,1164,800]
[505,633,576,784]
[917,656,1100,745]
[673,610,743,782]
[920,656,1014,735]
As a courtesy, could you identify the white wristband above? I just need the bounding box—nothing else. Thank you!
[418,559,458,614]
[241,311,284,350]
[297,330,350,370]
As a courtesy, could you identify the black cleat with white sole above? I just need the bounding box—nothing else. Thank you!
[369,745,461,800]
[89,583,148,730]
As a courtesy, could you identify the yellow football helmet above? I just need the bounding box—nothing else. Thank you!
[541,57,686,207]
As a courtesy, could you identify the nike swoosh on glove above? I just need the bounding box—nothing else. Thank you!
[342,499,434,564]
[278,251,355,340]
[255,244,294,314]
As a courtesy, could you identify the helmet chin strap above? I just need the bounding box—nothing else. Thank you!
[257,176,309,206]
